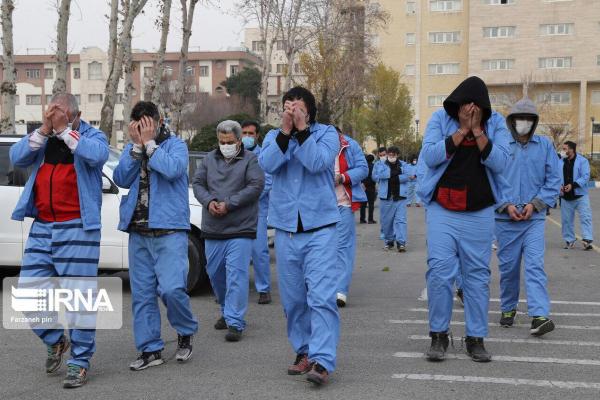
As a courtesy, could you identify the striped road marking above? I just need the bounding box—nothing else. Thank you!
[392,351,600,366]
[391,373,600,390]
[408,334,600,347]
[408,308,600,317]
[416,297,600,306]
[389,319,600,331]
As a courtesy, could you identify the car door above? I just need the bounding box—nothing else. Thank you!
[99,168,126,270]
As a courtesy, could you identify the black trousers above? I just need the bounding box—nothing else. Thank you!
[360,191,377,222]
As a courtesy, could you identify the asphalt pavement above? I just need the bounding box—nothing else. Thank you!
[1,193,600,400]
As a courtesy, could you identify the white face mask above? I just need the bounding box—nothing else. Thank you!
[412,161,417,165]
[387,157,397,163]
[379,156,386,162]
[559,150,567,159]
[220,143,238,158]
[514,119,534,136]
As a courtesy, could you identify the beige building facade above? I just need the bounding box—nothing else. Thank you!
[378,0,600,155]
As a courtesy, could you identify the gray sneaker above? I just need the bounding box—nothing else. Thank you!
[129,350,164,371]
[176,335,193,362]
[63,364,87,389]
[46,335,70,373]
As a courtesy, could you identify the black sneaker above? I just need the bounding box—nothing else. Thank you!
[583,240,593,251]
[426,332,449,361]
[306,362,329,385]
[465,337,492,362]
[214,316,227,330]
[397,242,406,253]
[383,241,394,251]
[176,334,193,362]
[564,241,575,249]
[456,289,464,306]
[63,364,87,389]
[46,335,70,374]
[368,220,377,224]
[530,317,555,337]
[225,327,243,342]
[359,219,367,224]
[336,293,347,308]
[258,292,272,304]
[500,309,517,327]
[129,350,164,371]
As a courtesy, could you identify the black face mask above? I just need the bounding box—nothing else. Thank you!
[155,124,170,144]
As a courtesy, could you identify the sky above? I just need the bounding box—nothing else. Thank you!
[11,0,249,55]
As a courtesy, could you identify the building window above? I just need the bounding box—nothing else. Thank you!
[406,33,416,45]
[540,23,574,36]
[482,59,515,70]
[489,93,511,106]
[483,0,514,4]
[252,40,265,52]
[294,63,301,73]
[428,63,460,75]
[74,94,80,104]
[45,94,52,104]
[26,95,42,105]
[230,65,239,76]
[406,0,417,13]
[26,69,41,79]
[163,66,173,77]
[88,94,103,103]
[115,120,124,131]
[44,68,53,79]
[115,93,123,104]
[591,91,600,104]
[430,0,462,12]
[428,95,447,107]
[15,95,19,105]
[429,31,461,44]
[596,55,600,66]
[276,64,286,74]
[89,121,100,127]
[276,40,286,51]
[405,64,416,76]
[199,65,209,76]
[185,66,195,76]
[143,66,153,77]
[88,62,103,80]
[538,56,572,69]
[73,67,80,79]
[594,123,600,135]
[536,91,571,105]
[483,26,516,38]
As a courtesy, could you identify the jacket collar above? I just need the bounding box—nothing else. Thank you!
[509,133,540,144]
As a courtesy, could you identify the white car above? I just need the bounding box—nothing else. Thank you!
[0,135,208,292]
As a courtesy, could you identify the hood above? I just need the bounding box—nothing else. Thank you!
[506,97,539,140]
[443,76,492,123]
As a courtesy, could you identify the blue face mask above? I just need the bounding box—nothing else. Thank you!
[242,136,256,149]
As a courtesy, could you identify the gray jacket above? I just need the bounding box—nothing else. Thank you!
[193,148,265,239]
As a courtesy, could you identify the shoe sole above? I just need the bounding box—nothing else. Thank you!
[531,320,555,337]
[63,379,86,389]
[287,368,311,376]
[306,373,328,385]
[336,299,346,308]
[468,353,492,362]
[225,333,242,342]
[47,340,71,374]
[258,299,272,305]
[130,359,164,371]
[426,351,447,362]
[176,349,193,363]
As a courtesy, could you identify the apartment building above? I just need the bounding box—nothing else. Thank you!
[2,46,260,147]
[377,0,600,155]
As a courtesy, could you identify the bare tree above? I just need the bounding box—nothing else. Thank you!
[0,0,16,134]
[149,0,172,105]
[107,0,119,70]
[52,0,71,95]
[121,31,134,142]
[171,0,199,134]
[100,0,148,141]
[277,0,304,92]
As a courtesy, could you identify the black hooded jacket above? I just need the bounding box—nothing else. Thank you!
[443,76,492,124]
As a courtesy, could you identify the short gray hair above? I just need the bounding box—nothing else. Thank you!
[216,120,242,139]
[50,93,79,115]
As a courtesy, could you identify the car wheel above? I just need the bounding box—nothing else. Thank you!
[187,234,207,294]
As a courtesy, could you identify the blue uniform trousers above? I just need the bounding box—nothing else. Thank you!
[496,219,550,317]
[275,225,340,373]
[129,231,198,352]
[205,238,252,330]
[336,206,356,296]
[426,202,493,337]
[19,219,99,369]
[380,198,408,244]
[561,195,594,243]
[251,214,271,293]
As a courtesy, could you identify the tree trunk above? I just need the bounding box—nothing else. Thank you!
[107,0,118,70]
[99,0,148,142]
[282,0,303,93]
[0,0,16,135]
[171,0,198,134]
[121,31,134,143]
[52,0,71,95]
[150,0,172,106]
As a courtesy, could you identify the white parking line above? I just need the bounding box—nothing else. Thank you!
[546,215,600,255]
[389,319,600,331]
[408,308,600,317]
[408,334,600,347]
[416,297,600,306]
[391,373,600,390]
[392,351,600,366]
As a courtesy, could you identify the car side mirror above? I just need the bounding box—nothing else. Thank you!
[102,176,118,194]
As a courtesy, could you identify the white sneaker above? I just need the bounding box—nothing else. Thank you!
[336,293,347,308]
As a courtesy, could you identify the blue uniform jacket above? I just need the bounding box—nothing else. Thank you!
[259,123,340,232]
[114,135,190,232]
[340,135,368,203]
[416,109,511,207]
[561,153,590,197]
[10,120,109,231]
[372,160,410,200]
[251,145,272,218]
[496,135,561,221]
